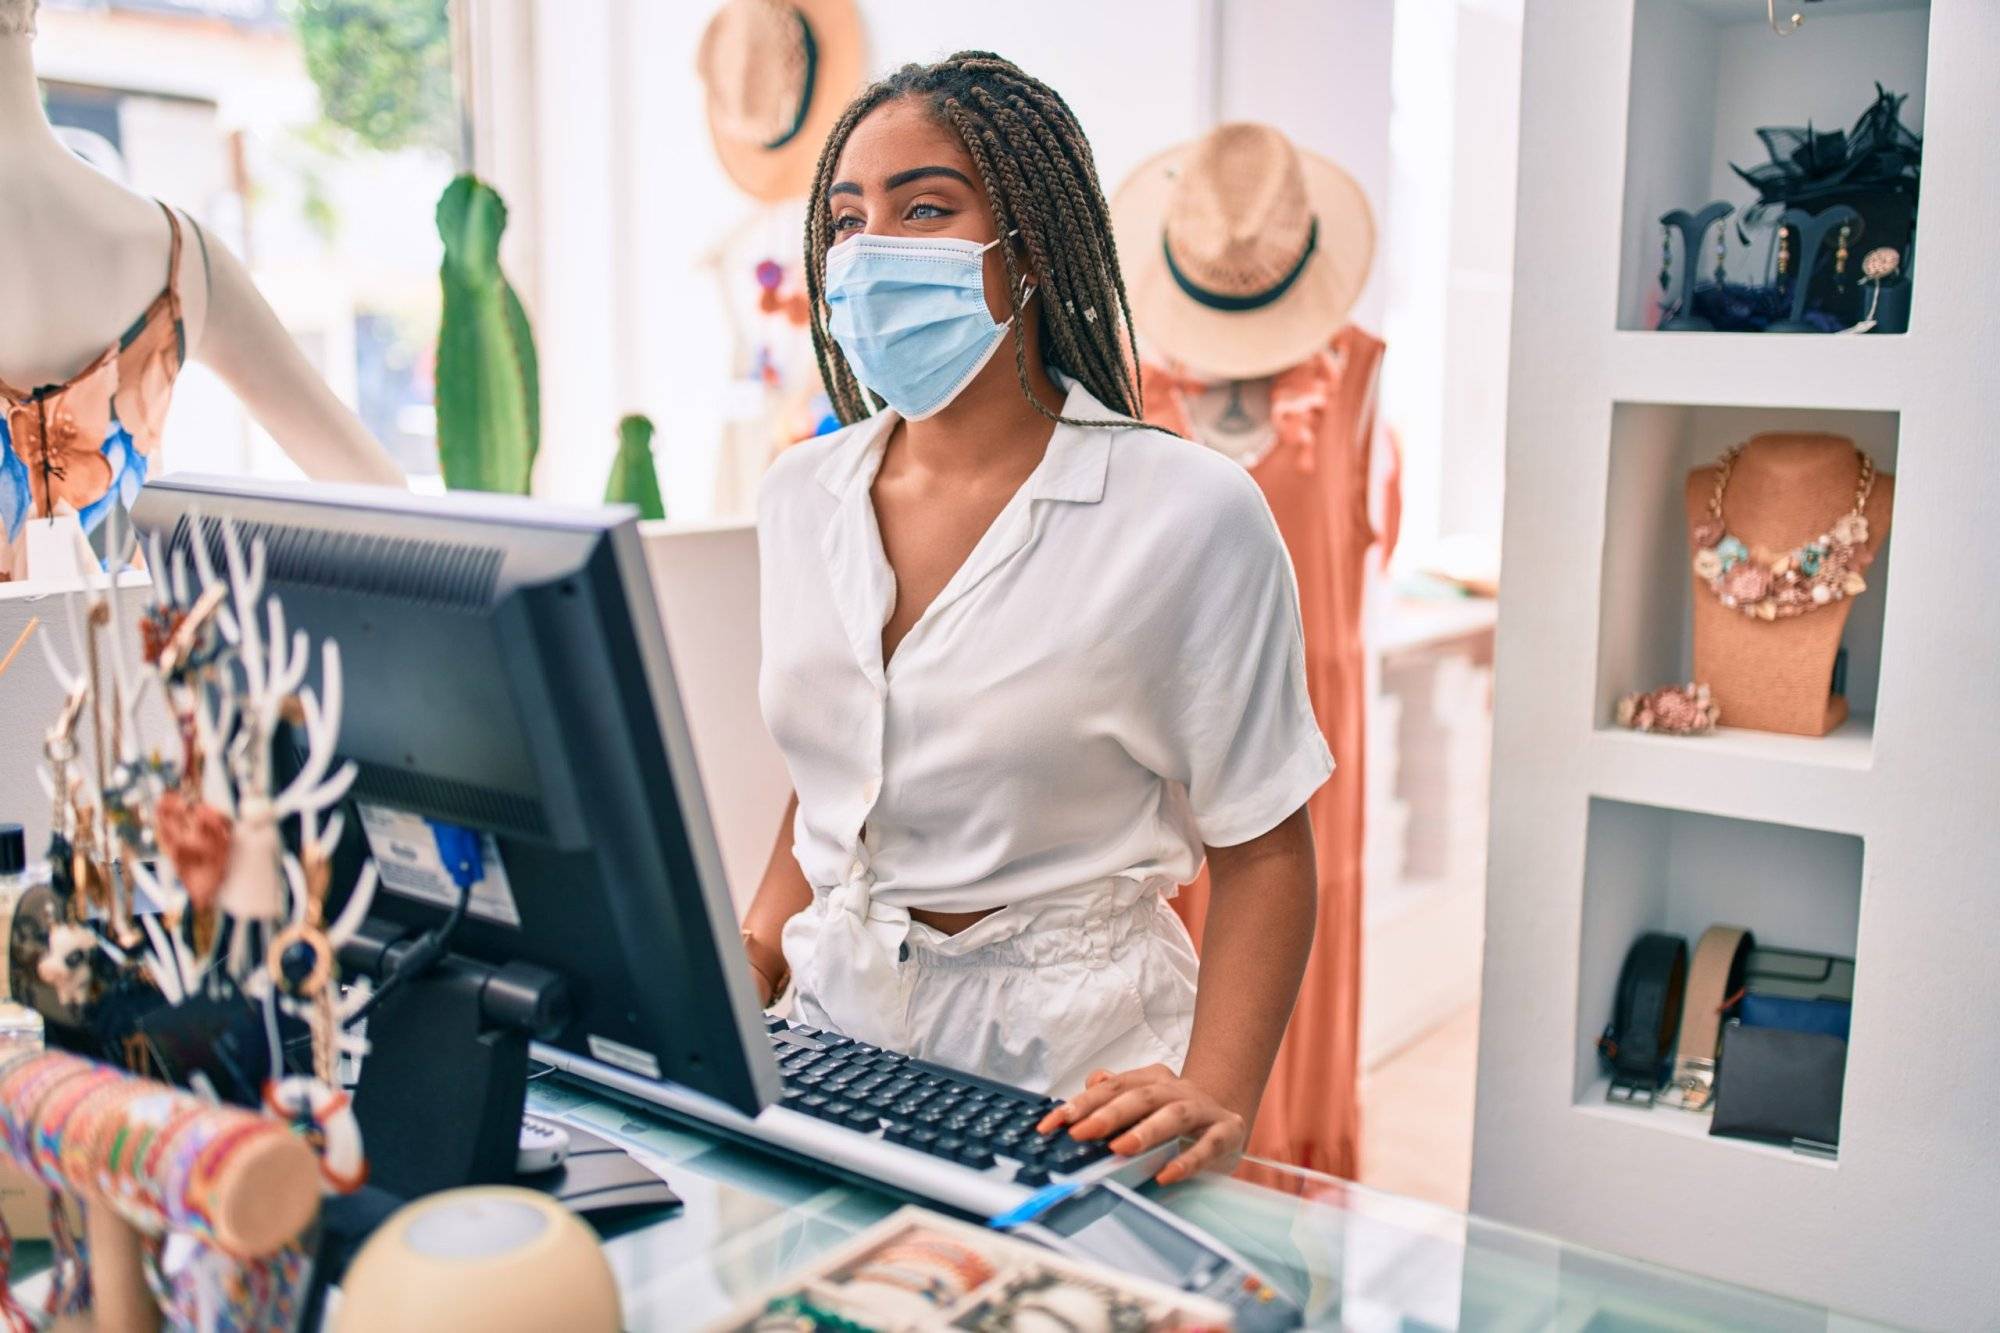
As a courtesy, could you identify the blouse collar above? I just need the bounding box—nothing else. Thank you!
[813,378,1121,506]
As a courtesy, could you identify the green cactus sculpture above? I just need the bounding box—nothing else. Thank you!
[604,414,666,520]
[435,174,540,493]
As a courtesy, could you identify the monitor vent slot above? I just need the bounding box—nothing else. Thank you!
[348,762,550,840]
[166,516,504,611]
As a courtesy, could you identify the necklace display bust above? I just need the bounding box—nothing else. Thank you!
[1683,432,1894,736]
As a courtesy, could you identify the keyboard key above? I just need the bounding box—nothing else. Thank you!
[1014,1165,1050,1187]
[816,1034,851,1048]
[764,1015,788,1031]
[957,1145,996,1169]
[843,1107,880,1131]
[792,1074,826,1089]
[935,1135,965,1158]
[909,1128,940,1150]
[915,1107,949,1126]
[993,1128,1024,1150]
[800,1094,829,1112]
[880,1118,912,1140]
[1052,1139,1111,1170]
[943,1114,977,1133]
[823,1100,855,1121]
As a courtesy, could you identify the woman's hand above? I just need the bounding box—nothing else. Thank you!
[1035,1065,1248,1185]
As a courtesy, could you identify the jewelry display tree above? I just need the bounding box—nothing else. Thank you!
[1476,2,1998,1328]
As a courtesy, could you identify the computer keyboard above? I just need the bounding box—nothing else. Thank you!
[537,1017,1173,1218]
[767,1016,1109,1187]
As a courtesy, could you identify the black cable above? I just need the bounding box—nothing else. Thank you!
[341,875,473,1030]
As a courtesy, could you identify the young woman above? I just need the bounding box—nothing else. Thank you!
[742,52,1327,1184]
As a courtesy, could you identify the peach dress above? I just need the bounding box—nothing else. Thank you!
[1143,324,1386,1177]
[0,202,194,579]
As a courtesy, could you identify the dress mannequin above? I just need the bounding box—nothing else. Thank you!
[0,2,404,500]
[1684,432,1894,736]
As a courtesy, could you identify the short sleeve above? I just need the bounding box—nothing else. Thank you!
[1138,468,1333,848]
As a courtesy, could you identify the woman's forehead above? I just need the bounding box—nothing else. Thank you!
[833,97,979,188]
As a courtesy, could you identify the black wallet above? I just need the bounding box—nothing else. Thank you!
[1709,1023,1846,1151]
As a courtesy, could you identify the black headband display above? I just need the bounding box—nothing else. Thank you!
[761,7,819,151]
[1162,217,1319,313]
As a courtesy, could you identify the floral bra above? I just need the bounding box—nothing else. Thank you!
[0,201,202,579]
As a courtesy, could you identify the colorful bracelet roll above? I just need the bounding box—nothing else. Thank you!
[0,1050,319,1259]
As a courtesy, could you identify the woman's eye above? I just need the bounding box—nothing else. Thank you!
[831,214,862,233]
[908,203,949,221]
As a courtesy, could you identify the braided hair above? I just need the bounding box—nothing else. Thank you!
[804,51,1151,430]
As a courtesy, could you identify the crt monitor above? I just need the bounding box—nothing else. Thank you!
[131,475,782,1121]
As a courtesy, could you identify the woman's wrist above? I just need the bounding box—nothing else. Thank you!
[1180,1057,1262,1126]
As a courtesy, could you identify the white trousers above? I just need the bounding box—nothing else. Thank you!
[782,877,1199,1099]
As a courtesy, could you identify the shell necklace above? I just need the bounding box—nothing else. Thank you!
[1691,445,1876,621]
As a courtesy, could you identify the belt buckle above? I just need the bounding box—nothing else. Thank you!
[1606,1075,1656,1109]
[1674,1056,1717,1112]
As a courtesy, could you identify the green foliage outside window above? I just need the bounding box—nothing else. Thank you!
[289,0,455,155]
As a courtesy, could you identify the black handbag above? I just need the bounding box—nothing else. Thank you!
[1709,1023,1846,1152]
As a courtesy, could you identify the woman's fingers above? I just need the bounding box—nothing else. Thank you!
[1036,1065,1169,1134]
[1107,1098,1203,1155]
[1067,1083,1180,1142]
[1155,1119,1243,1185]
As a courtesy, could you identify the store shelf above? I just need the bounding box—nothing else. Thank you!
[1573,1078,1836,1169]
[1606,332,1915,411]
[1596,715,1871,771]
[1615,0,1930,332]
[1594,402,1898,767]
[1587,716,1875,836]
[1573,799,1862,1138]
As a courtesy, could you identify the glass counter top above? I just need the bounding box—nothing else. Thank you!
[526,1077,1887,1332]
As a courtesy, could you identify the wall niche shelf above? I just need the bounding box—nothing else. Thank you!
[1595,402,1897,763]
[1574,799,1863,1141]
[1616,0,1931,333]
[1574,1075,1838,1168]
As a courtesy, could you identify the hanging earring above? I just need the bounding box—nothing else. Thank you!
[1776,226,1790,280]
[1834,222,1851,279]
[1713,227,1728,286]
[1658,224,1672,296]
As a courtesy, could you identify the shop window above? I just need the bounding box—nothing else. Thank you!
[37,0,464,481]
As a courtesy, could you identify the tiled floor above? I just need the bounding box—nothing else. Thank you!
[1358,1003,1479,1211]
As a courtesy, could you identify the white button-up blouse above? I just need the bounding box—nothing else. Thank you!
[756,381,1332,918]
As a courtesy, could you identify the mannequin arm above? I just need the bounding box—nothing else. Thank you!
[190,238,407,487]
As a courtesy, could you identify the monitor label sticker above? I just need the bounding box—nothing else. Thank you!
[587,1035,663,1080]
[357,803,522,927]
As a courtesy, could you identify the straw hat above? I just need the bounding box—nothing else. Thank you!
[1113,123,1374,380]
[696,0,864,203]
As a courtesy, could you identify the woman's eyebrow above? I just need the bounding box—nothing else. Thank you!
[827,165,975,200]
[886,165,974,190]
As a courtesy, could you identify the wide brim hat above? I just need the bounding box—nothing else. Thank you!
[696,0,865,204]
[1113,122,1375,381]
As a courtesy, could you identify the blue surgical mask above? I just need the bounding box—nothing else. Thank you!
[824,232,1033,420]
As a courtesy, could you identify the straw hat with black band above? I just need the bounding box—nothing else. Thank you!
[1113,122,1375,381]
[696,0,864,204]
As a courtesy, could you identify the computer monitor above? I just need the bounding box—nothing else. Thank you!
[131,475,782,1187]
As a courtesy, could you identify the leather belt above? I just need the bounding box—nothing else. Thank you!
[1599,932,1688,1106]
[1673,924,1754,1111]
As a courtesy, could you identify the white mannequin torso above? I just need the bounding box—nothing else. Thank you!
[0,27,404,489]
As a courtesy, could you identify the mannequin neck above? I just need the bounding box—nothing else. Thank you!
[0,35,65,170]
[1735,432,1853,475]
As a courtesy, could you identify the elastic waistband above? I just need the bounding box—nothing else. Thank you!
[899,879,1176,969]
